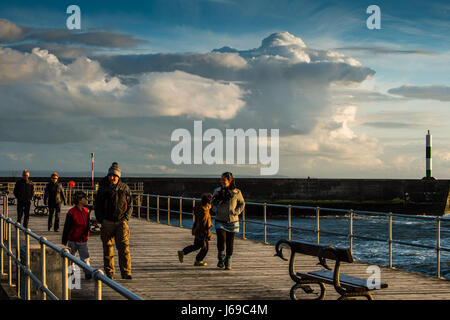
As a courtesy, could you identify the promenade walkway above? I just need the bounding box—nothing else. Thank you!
[1,204,450,300]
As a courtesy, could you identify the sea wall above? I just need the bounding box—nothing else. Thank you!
[2,177,449,215]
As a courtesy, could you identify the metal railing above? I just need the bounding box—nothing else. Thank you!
[5,185,449,284]
[0,194,142,300]
[125,192,450,279]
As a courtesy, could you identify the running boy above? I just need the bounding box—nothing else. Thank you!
[62,191,92,279]
[178,193,213,266]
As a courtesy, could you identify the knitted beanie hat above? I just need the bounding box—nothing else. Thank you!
[108,162,121,178]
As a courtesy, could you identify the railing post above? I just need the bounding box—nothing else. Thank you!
[388,212,393,269]
[40,237,47,300]
[263,203,267,244]
[349,209,354,254]
[25,230,31,300]
[95,269,104,300]
[167,196,171,226]
[146,195,149,221]
[436,217,441,278]
[192,199,196,225]
[288,205,292,241]
[157,195,160,224]
[179,198,183,228]
[316,207,320,244]
[242,208,246,240]
[16,224,21,298]
[0,214,4,276]
[61,249,69,300]
[8,221,12,286]
[137,195,141,219]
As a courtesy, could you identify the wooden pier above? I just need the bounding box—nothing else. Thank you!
[1,204,450,300]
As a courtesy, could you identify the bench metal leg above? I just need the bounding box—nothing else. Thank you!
[290,282,326,300]
[337,291,374,300]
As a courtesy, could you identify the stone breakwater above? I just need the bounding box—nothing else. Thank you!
[2,177,449,215]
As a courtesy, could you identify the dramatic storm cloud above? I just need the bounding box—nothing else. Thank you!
[0,30,380,175]
[96,31,375,134]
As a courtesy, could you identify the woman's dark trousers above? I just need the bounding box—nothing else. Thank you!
[216,229,235,256]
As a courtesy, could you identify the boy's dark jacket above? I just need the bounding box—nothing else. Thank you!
[192,205,213,240]
[94,180,132,223]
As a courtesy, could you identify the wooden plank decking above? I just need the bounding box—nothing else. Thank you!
[1,204,450,300]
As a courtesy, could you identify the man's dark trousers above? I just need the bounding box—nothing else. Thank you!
[48,204,61,231]
[17,201,31,229]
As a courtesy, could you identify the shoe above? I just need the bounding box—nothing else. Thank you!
[178,250,184,263]
[106,273,114,280]
[122,274,132,279]
[217,251,225,269]
[54,229,59,232]
[194,261,207,267]
[224,255,232,270]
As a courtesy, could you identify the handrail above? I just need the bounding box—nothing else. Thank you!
[0,194,142,300]
[124,191,450,279]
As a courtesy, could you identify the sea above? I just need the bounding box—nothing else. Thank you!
[154,212,450,280]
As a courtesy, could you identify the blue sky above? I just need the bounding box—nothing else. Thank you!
[0,0,449,178]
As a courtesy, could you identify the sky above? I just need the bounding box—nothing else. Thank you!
[0,0,449,178]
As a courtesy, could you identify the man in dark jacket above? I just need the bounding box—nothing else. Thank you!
[94,162,133,280]
[13,170,35,229]
[44,172,66,232]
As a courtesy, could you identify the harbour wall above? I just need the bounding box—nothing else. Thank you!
[1,177,449,215]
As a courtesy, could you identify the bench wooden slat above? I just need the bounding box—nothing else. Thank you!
[297,270,388,291]
[289,241,353,263]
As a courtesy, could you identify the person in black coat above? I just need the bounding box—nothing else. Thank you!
[44,172,66,232]
[13,170,35,229]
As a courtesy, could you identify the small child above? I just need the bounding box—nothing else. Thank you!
[178,193,213,266]
[62,191,92,279]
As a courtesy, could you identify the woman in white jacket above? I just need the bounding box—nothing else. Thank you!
[211,172,245,270]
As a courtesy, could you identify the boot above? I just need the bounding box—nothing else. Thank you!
[224,255,232,270]
[217,251,225,268]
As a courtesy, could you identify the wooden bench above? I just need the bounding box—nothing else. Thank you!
[275,239,388,300]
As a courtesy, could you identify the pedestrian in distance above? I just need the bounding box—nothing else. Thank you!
[62,191,92,280]
[94,162,133,280]
[13,169,35,229]
[178,193,213,267]
[44,172,66,232]
[212,172,245,270]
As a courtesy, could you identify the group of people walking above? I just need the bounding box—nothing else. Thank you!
[13,163,133,281]
[12,166,245,281]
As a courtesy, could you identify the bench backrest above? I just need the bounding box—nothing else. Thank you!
[289,241,354,263]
